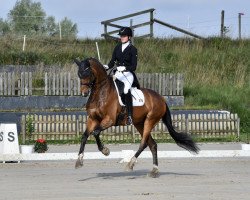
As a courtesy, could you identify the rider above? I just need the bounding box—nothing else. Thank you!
[103,27,138,125]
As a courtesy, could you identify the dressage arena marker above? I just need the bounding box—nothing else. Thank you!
[1,149,250,163]
[0,123,20,163]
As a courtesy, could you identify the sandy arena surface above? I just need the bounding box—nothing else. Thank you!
[1,156,250,200]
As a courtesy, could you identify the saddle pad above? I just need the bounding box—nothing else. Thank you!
[113,79,145,107]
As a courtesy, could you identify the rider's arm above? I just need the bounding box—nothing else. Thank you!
[126,47,137,71]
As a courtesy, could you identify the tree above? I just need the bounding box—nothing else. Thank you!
[0,18,10,36]
[60,17,78,38]
[6,0,78,38]
[44,16,58,36]
[8,0,46,35]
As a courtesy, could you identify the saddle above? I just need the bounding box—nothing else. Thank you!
[114,78,145,107]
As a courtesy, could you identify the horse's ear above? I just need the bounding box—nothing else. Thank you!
[74,59,81,67]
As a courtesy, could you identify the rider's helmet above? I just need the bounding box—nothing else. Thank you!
[118,27,133,37]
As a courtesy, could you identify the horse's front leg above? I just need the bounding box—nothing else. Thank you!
[93,116,114,156]
[75,118,99,169]
[75,130,89,169]
[94,132,110,156]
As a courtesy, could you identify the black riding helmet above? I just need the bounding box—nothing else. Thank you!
[118,27,133,37]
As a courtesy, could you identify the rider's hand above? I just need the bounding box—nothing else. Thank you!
[117,66,126,72]
[103,65,109,70]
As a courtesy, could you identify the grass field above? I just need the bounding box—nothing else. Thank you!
[0,36,249,141]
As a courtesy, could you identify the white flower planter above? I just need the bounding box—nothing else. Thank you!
[20,145,34,154]
[241,144,250,151]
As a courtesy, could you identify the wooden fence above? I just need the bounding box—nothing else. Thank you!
[101,8,155,40]
[137,73,183,96]
[21,113,240,143]
[101,8,204,40]
[44,72,80,96]
[0,72,32,96]
[0,72,183,96]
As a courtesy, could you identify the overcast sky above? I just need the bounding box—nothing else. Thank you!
[0,0,249,39]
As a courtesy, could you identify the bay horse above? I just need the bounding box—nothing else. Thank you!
[74,57,199,177]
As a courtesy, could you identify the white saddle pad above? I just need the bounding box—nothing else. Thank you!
[113,80,145,107]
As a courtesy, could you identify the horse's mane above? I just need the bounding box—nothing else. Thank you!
[88,57,113,81]
[89,57,105,69]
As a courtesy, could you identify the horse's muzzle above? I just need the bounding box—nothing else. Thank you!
[82,91,89,97]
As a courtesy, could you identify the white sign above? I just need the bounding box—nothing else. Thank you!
[0,123,20,154]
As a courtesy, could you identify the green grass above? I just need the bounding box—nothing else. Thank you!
[2,35,250,142]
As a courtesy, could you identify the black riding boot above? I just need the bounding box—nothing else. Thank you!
[124,90,133,125]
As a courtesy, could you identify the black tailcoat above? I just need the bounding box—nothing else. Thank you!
[108,42,140,89]
[108,42,137,71]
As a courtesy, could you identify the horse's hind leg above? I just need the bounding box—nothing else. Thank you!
[126,120,157,172]
[147,135,159,178]
[126,118,161,177]
[125,123,147,171]
[125,140,148,172]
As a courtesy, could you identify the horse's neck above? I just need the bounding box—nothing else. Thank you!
[87,76,112,106]
[92,63,108,85]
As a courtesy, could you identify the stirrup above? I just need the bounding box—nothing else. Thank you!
[126,116,133,125]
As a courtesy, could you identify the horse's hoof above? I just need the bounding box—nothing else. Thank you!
[125,156,136,172]
[147,167,159,178]
[125,164,133,172]
[101,147,110,156]
[75,154,84,169]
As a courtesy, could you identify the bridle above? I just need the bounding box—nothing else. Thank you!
[78,66,95,88]
[78,65,108,90]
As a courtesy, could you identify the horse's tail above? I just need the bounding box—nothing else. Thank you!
[162,103,200,154]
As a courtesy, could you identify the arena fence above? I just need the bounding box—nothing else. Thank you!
[0,72,32,96]
[0,72,183,96]
[21,113,240,143]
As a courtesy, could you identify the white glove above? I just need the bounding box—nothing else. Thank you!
[103,65,109,70]
[117,66,126,72]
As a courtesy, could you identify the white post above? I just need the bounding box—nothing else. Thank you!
[130,19,134,45]
[59,22,62,40]
[187,15,190,30]
[22,35,26,51]
[95,42,101,61]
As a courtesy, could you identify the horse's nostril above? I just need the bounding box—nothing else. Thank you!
[82,91,89,97]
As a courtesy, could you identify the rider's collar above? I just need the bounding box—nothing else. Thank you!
[122,41,130,52]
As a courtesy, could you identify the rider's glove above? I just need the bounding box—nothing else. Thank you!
[103,65,109,70]
[117,66,126,72]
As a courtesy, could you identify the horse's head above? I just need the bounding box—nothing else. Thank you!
[74,58,94,97]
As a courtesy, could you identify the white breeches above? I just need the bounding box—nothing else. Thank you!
[114,71,134,94]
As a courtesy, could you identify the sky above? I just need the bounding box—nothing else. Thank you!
[0,0,249,39]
